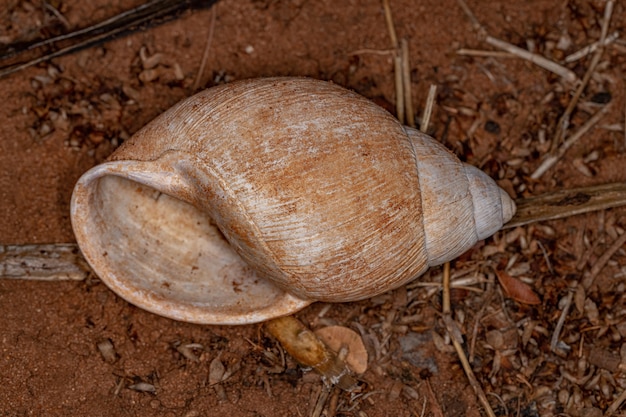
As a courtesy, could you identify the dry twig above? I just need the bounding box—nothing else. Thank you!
[455,0,482,32]
[0,244,89,280]
[310,384,332,417]
[549,0,614,153]
[347,48,395,56]
[382,0,398,49]
[443,314,497,417]
[456,49,514,58]
[564,31,620,63]
[506,182,626,228]
[421,85,437,134]
[607,386,626,415]
[583,228,626,289]
[192,4,217,91]
[401,39,415,128]
[423,379,444,417]
[0,0,218,79]
[442,262,451,314]
[455,0,576,82]
[531,104,611,179]
[484,36,577,83]
[549,287,574,353]
[394,54,404,124]
[441,246,495,417]
[383,0,409,126]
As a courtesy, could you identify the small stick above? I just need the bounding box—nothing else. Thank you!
[43,2,71,29]
[192,4,217,91]
[549,288,574,353]
[0,244,89,281]
[599,0,615,46]
[456,1,576,82]
[530,104,610,179]
[505,181,626,228]
[326,386,340,417]
[469,291,493,363]
[410,275,488,289]
[536,240,555,275]
[383,0,404,124]
[443,315,497,417]
[550,0,614,152]
[416,284,484,295]
[394,54,405,124]
[583,229,626,288]
[347,48,395,56]
[0,0,218,79]
[310,384,331,417]
[441,239,494,416]
[419,397,427,417]
[607,387,626,415]
[401,39,415,128]
[484,36,577,83]
[564,31,620,63]
[423,378,445,417]
[421,85,437,134]
[442,262,451,314]
[455,0,483,33]
[456,49,514,58]
[382,0,398,49]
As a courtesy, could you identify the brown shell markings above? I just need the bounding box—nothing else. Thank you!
[70,77,515,324]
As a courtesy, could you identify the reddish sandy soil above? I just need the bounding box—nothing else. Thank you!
[1,1,626,416]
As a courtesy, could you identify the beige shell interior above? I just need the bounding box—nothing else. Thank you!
[71,166,311,325]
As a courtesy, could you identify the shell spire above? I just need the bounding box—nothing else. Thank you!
[405,127,515,266]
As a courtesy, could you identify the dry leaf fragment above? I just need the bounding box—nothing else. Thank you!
[176,342,203,362]
[96,338,117,363]
[495,270,541,305]
[209,353,226,386]
[584,298,600,325]
[128,382,156,393]
[588,346,621,372]
[485,330,504,350]
[314,325,368,374]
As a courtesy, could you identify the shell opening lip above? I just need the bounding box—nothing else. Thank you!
[70,161,312,325]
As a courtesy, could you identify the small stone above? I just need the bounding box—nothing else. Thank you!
[398,332,438,373]
[590,92,611,104]
[209,354,225,386]
[484,120,501,134]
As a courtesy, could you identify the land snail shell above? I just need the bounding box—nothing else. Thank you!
[70,77,516,325]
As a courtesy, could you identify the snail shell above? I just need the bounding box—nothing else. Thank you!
[71,77,515,324]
